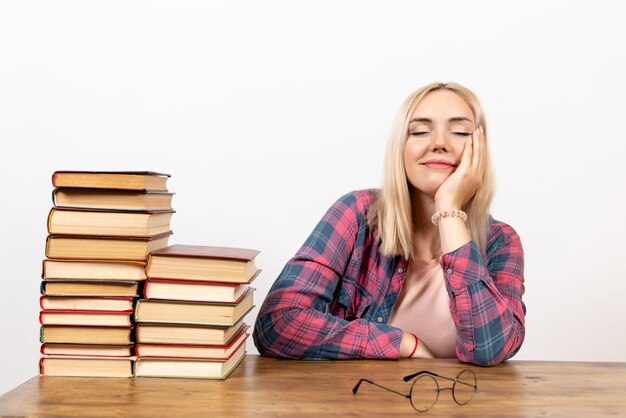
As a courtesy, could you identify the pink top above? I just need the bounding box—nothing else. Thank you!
[387,257,457,358]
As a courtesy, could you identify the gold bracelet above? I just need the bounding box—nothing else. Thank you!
[431,210,467,226]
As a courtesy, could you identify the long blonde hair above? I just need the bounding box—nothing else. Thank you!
[367,82,495,259]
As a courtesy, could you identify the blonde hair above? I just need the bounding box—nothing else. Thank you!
[367,82,495,259]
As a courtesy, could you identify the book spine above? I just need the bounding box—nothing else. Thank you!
[44,236,51,258]
[40,326,44,343]
[39,296,45,310]
[47,208,55,234]
[41,259,47,279]
[39,357,45,376]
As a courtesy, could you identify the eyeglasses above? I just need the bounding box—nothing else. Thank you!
[352,369,477,413]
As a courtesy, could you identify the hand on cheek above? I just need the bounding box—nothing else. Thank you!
[434,126,484,210]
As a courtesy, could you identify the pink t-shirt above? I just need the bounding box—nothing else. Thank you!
[387,257,457,358]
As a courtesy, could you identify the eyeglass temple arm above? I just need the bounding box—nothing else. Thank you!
[352,379,410,399]
[402,370,444,382]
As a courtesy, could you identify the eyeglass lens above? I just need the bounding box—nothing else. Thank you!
[409,374,439,412]
[452,369,477,405]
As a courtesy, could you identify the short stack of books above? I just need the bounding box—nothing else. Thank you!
[39,171,174,377]
[134,245,259,379]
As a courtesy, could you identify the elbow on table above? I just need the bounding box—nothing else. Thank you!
[459,335,525,367]
[252,309,302,359]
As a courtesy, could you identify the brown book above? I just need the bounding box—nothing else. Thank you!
[41,280,140,297]
[42,259,147,281]
[52,171,170,191]
[47,208,174,236]
[40,296,134,311]
[134,343,245,379]
[147,244,260,283]
[53,188,174,211]
[136,327,249,359]
[41,344,133,357]
[40,326,133,344]
[45,231,172,261]
[136,319,246,345]
[40,310,133,327]
[40,356,135,377]
[135,289,254,326]
[144,278,253,303]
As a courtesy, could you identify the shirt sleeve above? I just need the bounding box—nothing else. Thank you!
[440,222,526,366]
[252,192,403,359]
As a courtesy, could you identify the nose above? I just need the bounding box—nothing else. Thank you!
[431,130,449,152]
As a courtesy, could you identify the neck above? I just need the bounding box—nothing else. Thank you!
[409,191,441,261]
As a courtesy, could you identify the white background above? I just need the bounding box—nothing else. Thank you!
[1,0,625,395]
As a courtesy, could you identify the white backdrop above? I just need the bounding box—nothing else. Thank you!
[1,0,625,395]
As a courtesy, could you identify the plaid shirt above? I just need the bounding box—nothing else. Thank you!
[253,189,526,366]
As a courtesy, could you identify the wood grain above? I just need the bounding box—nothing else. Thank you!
[1,356,625,417]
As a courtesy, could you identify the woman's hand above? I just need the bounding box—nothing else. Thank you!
[434,126,486,210]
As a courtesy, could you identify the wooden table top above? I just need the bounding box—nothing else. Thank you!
[1,355,625,417]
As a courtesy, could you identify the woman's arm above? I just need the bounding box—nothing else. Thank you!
[253,192,403,359]
[439,218,526,366]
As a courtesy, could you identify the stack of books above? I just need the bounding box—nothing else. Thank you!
[134,245,259,379]
[39,171,174,377]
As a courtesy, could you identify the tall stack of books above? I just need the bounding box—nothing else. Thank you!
[39,171,174,377]
[134,245,259,379]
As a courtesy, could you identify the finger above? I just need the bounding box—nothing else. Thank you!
[458,134,473,170]
[471,126,481,169]
[475,125,487,177]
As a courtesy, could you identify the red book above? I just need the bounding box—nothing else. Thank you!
[136,326,249,360]
[39,310,133,327]
[143,278,255,303]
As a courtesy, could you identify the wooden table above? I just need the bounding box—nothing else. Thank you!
[1,355,625,417]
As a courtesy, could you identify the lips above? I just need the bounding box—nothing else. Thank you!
[421,159,457,169]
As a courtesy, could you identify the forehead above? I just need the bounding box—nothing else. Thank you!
[411,89,474,121]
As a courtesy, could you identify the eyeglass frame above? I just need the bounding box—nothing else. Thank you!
[352,369,477,412]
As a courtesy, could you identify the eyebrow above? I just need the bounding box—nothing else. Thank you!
[409,117,473,124]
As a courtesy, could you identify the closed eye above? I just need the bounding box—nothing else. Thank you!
[453,132,471,136]
[409,132,429,136]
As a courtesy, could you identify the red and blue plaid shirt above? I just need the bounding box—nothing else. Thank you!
[253,189,526,366]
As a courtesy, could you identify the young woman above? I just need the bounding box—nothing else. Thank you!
[253,82,526,366]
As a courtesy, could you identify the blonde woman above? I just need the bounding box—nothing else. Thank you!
[253,82,525,366]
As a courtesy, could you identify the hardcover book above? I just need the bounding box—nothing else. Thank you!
[135,289,254,326]
[134,344,245,379]
[52,171,170,191]
[136,319,246,345]
[41,280,140,297]
[143,278,252,303]
[147,244,260,283]
[40,296,134,311]
[45,231,172,261]
[40,343,133,357]
[53,188,174,211]
[40,326,133,345]
[39,356,135,377]
[47,208,174,236]
[42,259,147,281]
[136,326,249,360]
[39,310,133,327]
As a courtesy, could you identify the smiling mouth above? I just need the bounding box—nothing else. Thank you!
[422,162,456,169]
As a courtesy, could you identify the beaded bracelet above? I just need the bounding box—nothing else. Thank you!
[431,209,467,226]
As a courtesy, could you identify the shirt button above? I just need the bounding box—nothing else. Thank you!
[397,267,404,273]
[377,317,384,323]
[446,268,453,274]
